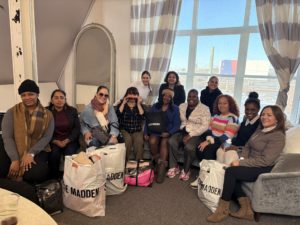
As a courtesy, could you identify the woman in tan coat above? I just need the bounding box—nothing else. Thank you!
[207,105,286,222]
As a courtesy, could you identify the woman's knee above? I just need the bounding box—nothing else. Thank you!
[149,136,158,146]
[23,163,49,183]
[224,151,239,165]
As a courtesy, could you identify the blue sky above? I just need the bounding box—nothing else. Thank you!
[170,0,268,71]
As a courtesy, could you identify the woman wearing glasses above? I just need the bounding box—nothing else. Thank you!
[80,85,119,148]
[47,89,80,178]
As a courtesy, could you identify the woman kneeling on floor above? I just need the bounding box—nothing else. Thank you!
[207,105,286,222]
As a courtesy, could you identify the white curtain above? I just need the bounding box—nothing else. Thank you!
[256,0,300,110]
[131,0,182,101]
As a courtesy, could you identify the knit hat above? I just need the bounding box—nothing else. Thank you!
[18,79,40,94]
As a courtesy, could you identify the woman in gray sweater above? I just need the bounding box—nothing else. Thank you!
[207,105,286,223]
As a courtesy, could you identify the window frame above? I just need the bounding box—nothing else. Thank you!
[171,0,300,123]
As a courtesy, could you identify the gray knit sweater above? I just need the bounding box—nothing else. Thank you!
[239,128,285,167]
[2,108,54,161]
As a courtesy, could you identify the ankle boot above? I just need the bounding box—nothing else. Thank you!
[156,159,167,184]
[206,199,230,223]
[230,197,254,220]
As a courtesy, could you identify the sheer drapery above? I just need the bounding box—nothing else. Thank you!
[131,0,181,102]
[256,0,300,110]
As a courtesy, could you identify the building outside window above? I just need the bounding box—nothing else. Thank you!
[169,0,300,123]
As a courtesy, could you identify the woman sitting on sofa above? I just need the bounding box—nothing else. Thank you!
[144,88,180,183]
[47,89,80,179]
[207,105,286,222]
[216,92,261,165]
[196,94,240,162]
[80,85,119,148]
[116,87,145,160]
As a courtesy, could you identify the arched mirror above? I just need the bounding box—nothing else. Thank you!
[74,23,116,110]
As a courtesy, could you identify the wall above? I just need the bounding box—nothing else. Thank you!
[60,0,131,105]
[0,82,58,112]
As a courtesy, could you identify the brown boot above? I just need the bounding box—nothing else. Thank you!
[230,197,254,220]
[206,199,230,223]
[156,160,167,183]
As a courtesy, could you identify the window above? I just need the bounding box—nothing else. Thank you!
[170,0,300,123]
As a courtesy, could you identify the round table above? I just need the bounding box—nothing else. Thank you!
[0,188,57,225]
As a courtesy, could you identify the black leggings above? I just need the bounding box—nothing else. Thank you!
[221,166,273,201]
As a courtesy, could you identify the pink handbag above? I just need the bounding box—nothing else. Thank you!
[124,160,154,187]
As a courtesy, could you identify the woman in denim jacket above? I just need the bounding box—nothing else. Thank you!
[80,85,119,148]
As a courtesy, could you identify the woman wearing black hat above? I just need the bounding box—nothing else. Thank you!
[0,79,54,184]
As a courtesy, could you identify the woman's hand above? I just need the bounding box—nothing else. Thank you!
[225,145,238,151]
[61,138,71,147]
[183,134,191,144]
[21,154,36,172]
[8,160,20,178]
[84,132,92,142]
[231,160,240,167]
[109,135,118,144]
[198,140,209,152]
[53,139,65,148]
[103,100,109,116]
[122,97,128,105]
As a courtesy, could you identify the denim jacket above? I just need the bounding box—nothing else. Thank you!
[80,103,119,137]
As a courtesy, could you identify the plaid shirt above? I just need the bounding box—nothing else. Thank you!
[116,104,144,133]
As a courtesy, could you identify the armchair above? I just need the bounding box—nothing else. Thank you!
[242,153,300,221]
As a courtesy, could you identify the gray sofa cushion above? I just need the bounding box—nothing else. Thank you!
[272,153,300,173]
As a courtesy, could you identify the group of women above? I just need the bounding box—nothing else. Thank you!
[17,71,286,223]
[102,71,285,223]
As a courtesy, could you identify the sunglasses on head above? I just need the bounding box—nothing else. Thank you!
[98,93,109,98]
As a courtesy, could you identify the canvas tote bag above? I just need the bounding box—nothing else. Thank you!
[197,160,227,212]
[63,151,106,217]
[95,143,127,195]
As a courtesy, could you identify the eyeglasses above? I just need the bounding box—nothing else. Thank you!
[98,93,109,98]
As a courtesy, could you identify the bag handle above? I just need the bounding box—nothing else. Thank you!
[135,160,140,186]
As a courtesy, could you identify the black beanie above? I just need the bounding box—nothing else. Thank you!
[18,79,40,95]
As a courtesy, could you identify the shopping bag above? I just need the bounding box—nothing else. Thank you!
[197,160,227,212]
[125,160,154,187]
[95,144,127,195]
[62,151,106,217]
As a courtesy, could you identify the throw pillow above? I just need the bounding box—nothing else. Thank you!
[272,153,300,173]
[283,126,300,154]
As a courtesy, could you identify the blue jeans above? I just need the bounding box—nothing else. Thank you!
[49,142,79,179]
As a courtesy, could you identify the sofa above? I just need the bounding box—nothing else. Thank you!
[242,126,300,221]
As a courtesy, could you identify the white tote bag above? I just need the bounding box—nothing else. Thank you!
[63,152,106,217]
[95,143,127,195]
[197,160,227,212]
